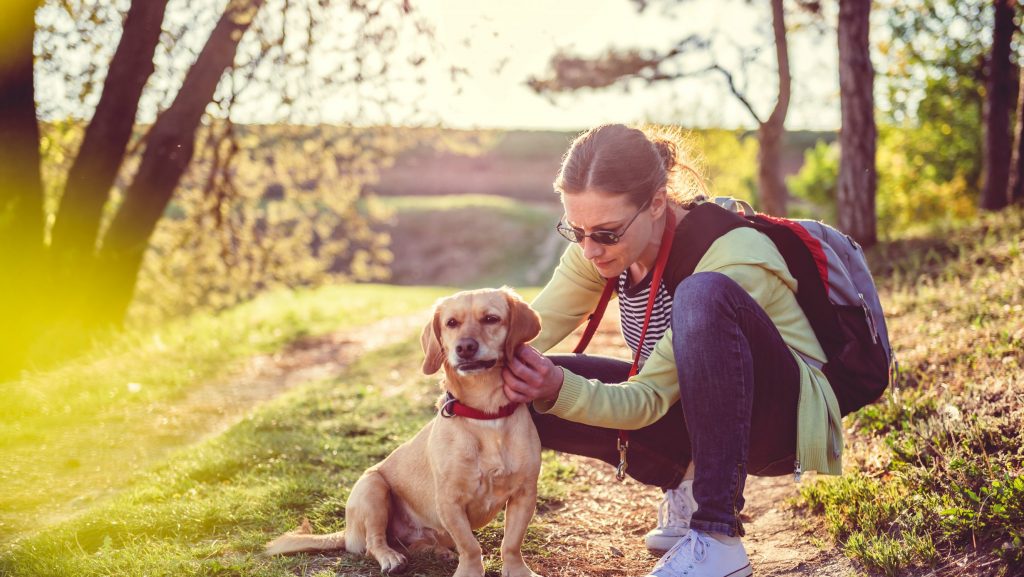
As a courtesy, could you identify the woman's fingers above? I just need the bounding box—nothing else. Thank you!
[502,345,563,403]
[502,367,533,403]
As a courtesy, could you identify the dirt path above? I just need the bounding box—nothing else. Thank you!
[530,456,855,577]
[180,310,434,439]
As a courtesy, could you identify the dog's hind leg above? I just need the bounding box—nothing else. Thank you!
[346,470,407,574]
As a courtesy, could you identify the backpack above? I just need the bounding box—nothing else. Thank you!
[665,198,895,416]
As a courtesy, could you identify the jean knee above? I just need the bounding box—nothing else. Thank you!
[671,272,744,338]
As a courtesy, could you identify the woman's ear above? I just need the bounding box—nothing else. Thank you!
[503,288,541,361]
[648,186,669,219]
[420,310,444,374]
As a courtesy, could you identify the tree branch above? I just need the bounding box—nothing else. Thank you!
[709,64,764,125]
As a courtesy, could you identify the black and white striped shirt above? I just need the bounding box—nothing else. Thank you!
[617,269,673,364]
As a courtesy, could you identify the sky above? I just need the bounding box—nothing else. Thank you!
[35,0,843,132]
[413,0,841,131]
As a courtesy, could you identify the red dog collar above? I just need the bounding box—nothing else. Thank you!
[440,392,519,420]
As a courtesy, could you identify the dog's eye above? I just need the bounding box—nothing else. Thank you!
[482,315,500,324]
[445,318,460,328]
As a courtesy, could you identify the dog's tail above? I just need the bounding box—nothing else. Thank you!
[264,518,347,556]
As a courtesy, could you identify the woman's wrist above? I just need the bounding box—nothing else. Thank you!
[542,367,565,402]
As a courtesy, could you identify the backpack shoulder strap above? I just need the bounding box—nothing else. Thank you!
[743,215,843,356]
[662,201,752,293]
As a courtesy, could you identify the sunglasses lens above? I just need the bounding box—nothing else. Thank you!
[556,224,581,243]
[591,232,619,245]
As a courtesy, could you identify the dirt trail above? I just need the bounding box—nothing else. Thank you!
[531,456,855,577]
[177,310,434,438]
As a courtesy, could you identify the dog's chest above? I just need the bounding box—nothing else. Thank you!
[466,439,526,516]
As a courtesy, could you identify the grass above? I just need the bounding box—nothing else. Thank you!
[800,205,1024,576]
[0,331,566,577]
[0,284,453,544]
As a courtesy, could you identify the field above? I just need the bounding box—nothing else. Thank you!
[0,200,1021,577]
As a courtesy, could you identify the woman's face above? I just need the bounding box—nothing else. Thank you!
[561,188,656,278]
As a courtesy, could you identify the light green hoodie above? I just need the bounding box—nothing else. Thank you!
[530,226,844,476]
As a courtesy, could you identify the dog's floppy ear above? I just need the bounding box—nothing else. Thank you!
[420,308,444,375]
[503,288,541,361]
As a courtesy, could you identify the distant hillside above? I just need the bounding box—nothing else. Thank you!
[370,128,835,202]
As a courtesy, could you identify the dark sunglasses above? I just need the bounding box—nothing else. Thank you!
[556,199,652,246]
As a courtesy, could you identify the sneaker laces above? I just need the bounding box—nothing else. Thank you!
[656,484,694,530]
[651,531,710,573]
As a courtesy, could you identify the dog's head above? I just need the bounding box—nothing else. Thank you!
[420,287,541,376]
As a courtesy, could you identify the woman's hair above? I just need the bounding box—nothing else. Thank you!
[553,123,707,208]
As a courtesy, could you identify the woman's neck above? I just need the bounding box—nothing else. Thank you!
[630,203,687,283]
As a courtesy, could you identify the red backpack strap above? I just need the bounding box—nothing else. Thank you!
[573,278,616,354]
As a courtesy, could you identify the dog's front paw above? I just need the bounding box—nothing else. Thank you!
[501,556,542,577]
[375,549,407,574]
[451,558,486,577]
[501,565,542,577]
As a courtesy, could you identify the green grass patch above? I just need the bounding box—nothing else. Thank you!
[0,284,452,544]
[801,206,1024,575]
[0,333,567,577]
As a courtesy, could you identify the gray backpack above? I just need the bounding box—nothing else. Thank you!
[667,198,895,415]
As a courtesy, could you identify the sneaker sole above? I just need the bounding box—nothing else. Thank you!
[725,563,753,577]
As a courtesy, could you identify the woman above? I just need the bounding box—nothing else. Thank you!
[501,124,843,577]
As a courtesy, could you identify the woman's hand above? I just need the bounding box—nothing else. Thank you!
[502,345,563,404]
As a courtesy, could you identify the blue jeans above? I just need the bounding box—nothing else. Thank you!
[531,272,800,537]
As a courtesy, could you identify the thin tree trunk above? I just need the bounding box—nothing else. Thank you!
[93,0,265,326]
[758,122,788,216]
[1010,65,1024,205]
[759,0,791,217]
[837,0,878,246]
[981,0,1015,211]
[50,0,170,266]
[0,0,44,377]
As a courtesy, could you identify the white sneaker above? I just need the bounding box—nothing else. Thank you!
[645,479,698,551]
[644,530,752,577]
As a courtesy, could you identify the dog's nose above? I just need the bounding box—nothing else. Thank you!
[455,338,478,359]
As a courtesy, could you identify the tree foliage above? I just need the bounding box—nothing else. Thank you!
[0,0,438,375]
[877,0,989,208]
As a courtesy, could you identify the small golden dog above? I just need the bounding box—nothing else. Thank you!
[265,288,544,577]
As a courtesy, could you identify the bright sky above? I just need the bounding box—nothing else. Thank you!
[413,0,841,131]
[36,0,842,132]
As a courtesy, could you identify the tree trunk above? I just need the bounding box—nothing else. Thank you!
[0,0,44,256]
[1010,64,1024,205]
[837,0,878,246]
[93,0,265,326]
[759,0,791,217]
[758,121,788,216]
[50,0,170,267]
[981,0,1016,211]
[0,0,44,377]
